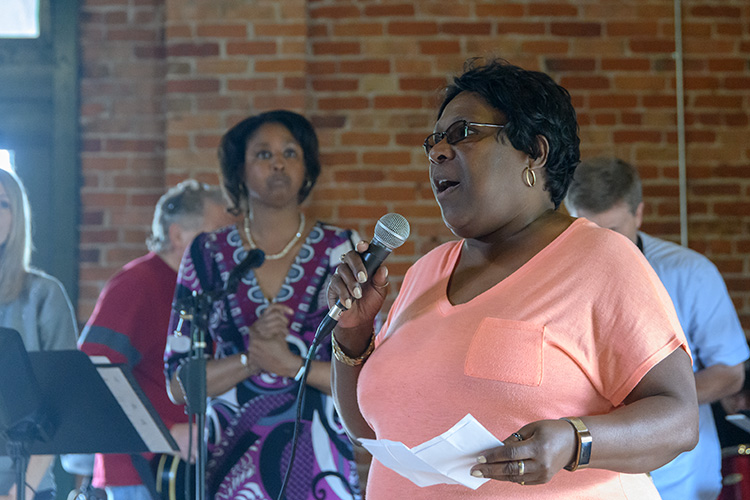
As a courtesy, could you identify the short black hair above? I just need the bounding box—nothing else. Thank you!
[565,157,643,215]
[218,110,321,215]
[439,58,580,209]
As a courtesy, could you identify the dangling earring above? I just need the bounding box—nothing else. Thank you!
[523,166,536,188]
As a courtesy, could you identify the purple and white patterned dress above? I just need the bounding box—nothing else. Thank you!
[165,222,361,500]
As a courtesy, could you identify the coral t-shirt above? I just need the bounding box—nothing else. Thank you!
[358,218,689,499]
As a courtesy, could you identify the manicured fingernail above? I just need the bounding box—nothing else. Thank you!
[471,470,484,477]
[357,271,367,283]
[353,286,362,299]
[343,298,352,309]
[476,455,486,464]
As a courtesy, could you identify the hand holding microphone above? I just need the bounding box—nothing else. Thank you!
[323,213,410,348]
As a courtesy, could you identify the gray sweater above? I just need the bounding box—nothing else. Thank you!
[0,269,77,495]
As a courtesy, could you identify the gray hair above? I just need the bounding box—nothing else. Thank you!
[147,180,226,253]
[565,157,643,215]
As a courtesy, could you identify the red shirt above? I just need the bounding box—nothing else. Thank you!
[79,252,186,487]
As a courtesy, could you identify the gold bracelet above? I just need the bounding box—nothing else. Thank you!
[331,331,376,366]
[560,417,592,471]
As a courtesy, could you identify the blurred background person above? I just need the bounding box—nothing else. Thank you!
[0,168,78,500]
[566,156,749,500]
[165,110,361,499]
[75,180,235,500]
[329,59,699,499]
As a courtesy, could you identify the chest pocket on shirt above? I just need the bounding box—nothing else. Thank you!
[464,318,544,387]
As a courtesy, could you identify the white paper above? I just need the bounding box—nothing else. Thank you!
[360,414,503,490]
[96,365,175,453]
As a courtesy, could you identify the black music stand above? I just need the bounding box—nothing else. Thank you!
[0,328,178,499]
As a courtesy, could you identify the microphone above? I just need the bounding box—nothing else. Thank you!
[317,213,410,338]
[225,248,265,295]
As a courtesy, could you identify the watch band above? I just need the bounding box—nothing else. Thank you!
[560,416,592,471]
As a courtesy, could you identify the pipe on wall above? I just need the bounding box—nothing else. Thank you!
[674,0,688,247]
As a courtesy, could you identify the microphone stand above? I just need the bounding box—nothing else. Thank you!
[175,289,214,500]
[175,248,265,500]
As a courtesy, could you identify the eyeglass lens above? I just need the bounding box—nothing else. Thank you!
[424,120,469,154]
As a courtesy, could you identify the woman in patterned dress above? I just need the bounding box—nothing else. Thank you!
[165,110,361,500]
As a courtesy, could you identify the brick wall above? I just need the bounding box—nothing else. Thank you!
[78,0,750,333]
[78,0,167,319]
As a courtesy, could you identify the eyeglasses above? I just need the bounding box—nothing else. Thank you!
[423,120,505,156]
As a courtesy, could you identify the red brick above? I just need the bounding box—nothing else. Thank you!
[613,130,662,143]
[317,96,369,111]
[528,3,578,16]
[362,151,412,165]
[475,5,524,17]
[709,59,747,72]
[167,43,220,57]
[340,133,390,147]
[630,39,675,53]
[607,22,659,37]
[254,59,306,73]
[320,152,357,166]
[642,95,676,108]
[107,29,157,42]
[691,6,742,18]
[725,77,750,90]
[497,22,545,35]
[550,23,602,37]
[255,23,307,37]
[518,41,568,55]
[419,40,461,56]
[374,96,423,109]
[166,79,220,93]
[440,22,491,36]
[694,95,744,108]
[333,23,384,37]
[196,24,247,38]
[226,41,277,56]
[387,22,439,36]
[589,95,638,108]
[545,58,596,72]
[560,76,610,90]
[716,23,743,36]
[312,78,359,92]
[363,4,414,17]
[334,170,387,183]
[364,186,418,201]
[310,5,361,19]
[601,58,651,71]
[312,41,361,55]
[338,204,391,219]
[714,203,750,216]
[339,60,391,74]
[399,77,447,92]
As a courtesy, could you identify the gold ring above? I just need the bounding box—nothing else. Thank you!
[340,254,346,262]
[518,460,525,476]
[372,281,390,290]
[521,480,525,486]
[512,432,523,441]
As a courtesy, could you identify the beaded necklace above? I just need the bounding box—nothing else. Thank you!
[243,213,305,260]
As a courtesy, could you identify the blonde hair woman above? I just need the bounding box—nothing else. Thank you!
[0,168,78,500]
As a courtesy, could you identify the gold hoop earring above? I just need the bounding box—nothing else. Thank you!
[523,166,536,188]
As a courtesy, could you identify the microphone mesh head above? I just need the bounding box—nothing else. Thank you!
[373,213,410,250]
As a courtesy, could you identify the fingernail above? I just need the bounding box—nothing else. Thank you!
[471,470,484,478]
[357,271,367,283]
[383,267,389,279]
[353,286,362,299]
[476,455,486,464]
[343,298,352,309]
